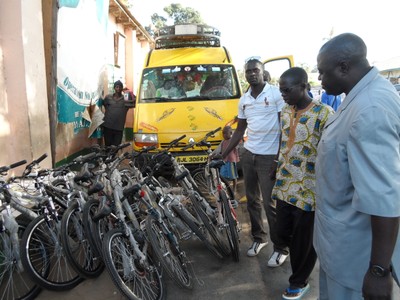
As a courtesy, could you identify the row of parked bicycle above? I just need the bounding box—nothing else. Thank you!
[0,128,241,300]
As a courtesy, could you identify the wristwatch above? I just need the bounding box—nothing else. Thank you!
[369,264,391,277]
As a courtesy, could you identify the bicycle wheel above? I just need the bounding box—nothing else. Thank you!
[145,217,193,289]
[191,168,212,202]
[189,192,231,257]
[61,200,104,278]
[21,215,83,291]
[0,221,43,300]
[171,204,223,259]
[102,228,165,300]
[220,191,240,262]
[82,197,111,258]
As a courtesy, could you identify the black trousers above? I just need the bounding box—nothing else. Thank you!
[103,127,123,146]
[276,200,317,288]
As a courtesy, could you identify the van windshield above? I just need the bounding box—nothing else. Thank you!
[139,65,240,103]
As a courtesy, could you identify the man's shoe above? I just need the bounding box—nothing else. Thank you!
[267,251,288,267]
[247,241,268,257]
[282,283,310,299]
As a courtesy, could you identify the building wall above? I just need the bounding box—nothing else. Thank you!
[0,0,52,173]
[0,0,152,170]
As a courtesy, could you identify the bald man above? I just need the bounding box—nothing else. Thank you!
[314,33,400,299]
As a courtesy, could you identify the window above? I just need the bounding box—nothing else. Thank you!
[139,65,240,103]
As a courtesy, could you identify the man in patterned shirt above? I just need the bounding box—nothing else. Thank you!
[271,67,334,300]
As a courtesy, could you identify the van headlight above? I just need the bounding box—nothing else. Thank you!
[134,133,158,147]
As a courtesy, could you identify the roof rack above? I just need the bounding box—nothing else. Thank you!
[155,24,221,50]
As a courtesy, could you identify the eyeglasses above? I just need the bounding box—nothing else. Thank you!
[245,56,262,64]
[279,84,301,94]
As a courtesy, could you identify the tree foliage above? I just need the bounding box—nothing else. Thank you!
[150,14,167,30]
[147,3,204,35]
[165,4,203,24]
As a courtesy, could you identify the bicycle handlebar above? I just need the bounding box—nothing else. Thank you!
[180,127,221,151]
[114,142,131,152]
[105,142,131,154]
[166,135,186,151]
[74,152,97,163]
[34,153,48,164]
[132,145,157,159]
[52,151,99,177]
[0,160,27,173]
[21,153,48,177]
[10,160,28,169]
[206,127,221,138]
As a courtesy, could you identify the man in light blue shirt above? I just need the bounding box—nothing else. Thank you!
[315,33,400,299]
[321,92,342,111]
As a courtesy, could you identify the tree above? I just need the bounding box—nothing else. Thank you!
[298,62,311,73]
[150,13,167,30]
[147,4,204,35]
[164,4,203,25]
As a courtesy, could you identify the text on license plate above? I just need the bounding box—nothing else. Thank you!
[175,155,208,164]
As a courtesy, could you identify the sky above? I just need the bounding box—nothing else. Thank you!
[130,0,400,70]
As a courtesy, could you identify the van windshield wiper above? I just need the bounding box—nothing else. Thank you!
[185,96,212,101]
[152,97,170,102]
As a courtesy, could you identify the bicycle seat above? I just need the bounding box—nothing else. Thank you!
[175,170,189,181]
[74,163,92,182]
[209,159,225,169]
[92,202,112,221]
[87,181,104,195]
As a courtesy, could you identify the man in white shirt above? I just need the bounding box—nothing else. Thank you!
[222,57,288,266]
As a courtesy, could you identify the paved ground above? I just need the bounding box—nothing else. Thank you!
[36,177,399,300]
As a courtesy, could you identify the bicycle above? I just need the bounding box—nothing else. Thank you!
[189,127,236,204]
[76,145,165,299]
[147,138,227,260]
[81,143,141,258]
[121,173,193,290]
[98,153,167,299]
[0,159,47,300]
[149,135,231,258]
[184,128,241,261]
[18,154,84,291]
[58,152,106,279]
[118,146,195,289]
[206,159,241,261]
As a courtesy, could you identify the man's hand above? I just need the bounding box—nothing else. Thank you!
[362,271,393,300]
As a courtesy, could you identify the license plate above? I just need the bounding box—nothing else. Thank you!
[175,155,208,164]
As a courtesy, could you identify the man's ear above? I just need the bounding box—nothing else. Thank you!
[338,60,350,74]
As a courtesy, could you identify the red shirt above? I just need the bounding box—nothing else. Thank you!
[222,139,239,163]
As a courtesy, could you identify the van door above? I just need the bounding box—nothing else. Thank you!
[263,55,294,84]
